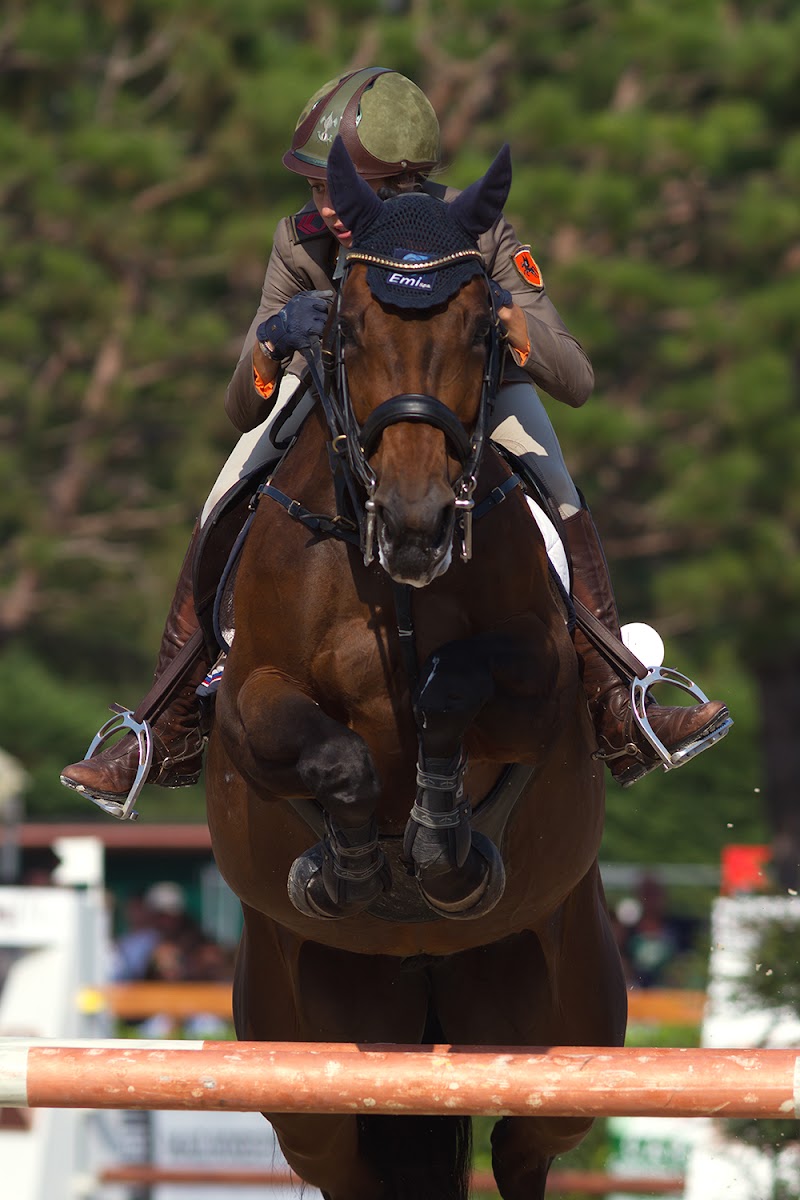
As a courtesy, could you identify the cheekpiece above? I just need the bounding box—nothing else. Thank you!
[345,193,485,310]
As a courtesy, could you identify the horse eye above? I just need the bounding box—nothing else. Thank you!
[472,318,491,345]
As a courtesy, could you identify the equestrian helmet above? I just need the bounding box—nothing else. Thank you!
[283,67,440,181]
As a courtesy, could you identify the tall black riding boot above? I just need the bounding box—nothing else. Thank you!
[60,522,211,804]
[564,505,731,786]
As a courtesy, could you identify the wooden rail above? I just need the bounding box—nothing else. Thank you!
[2,1039,797,1117]
[85,983,706,1025]
[96,981,233,1020]
[100,1164,684,1194]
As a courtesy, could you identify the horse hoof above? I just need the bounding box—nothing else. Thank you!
[287,851,341,919]
[287,844,390,920]
[418,832,505,920]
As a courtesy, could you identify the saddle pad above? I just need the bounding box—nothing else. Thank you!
[525,495,569,593]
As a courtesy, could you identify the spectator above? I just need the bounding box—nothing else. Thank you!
[112,880,233,1037]
[143,931,235,1038]
[628,907,677,987]
[617,875,690,989]
[111,881,192,982]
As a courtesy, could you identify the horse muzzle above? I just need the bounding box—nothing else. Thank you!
[370,485,457,587]
[359,393,478,584]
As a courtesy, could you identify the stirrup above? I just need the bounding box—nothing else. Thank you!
[81,704,152,821]
[630,667,732,772]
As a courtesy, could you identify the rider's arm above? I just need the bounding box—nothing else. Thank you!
[225,218,333,433]
[479,214,594,409]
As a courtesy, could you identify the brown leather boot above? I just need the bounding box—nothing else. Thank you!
[60,522,211,807]
[564,505,731,787]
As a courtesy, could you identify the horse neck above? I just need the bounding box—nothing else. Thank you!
[271,401,336,504]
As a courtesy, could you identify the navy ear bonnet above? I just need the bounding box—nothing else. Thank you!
[346,193,485,310]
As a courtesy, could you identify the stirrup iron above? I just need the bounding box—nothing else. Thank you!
[82,703,152,820]
[630,667,732,771]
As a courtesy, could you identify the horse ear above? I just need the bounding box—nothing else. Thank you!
[449,144,512,240]
[326,135,383,239]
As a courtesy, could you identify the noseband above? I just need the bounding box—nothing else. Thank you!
[358,394,473,463]
[304,269,506,566]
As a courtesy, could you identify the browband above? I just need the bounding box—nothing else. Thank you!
[345,248,484,273]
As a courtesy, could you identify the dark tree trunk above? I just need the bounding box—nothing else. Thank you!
[757,656,800,890]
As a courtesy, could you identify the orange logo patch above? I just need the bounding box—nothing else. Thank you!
[513,247,543,289]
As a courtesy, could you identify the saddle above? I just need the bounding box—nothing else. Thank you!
[192,462,273,656]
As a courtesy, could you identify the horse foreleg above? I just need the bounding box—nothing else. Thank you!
[403,641,505,919]
[233,668,390,919]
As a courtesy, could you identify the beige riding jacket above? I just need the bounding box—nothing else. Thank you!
[225,182,594,434]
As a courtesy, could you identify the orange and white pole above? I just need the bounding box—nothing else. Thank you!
[1,1039,798,1119]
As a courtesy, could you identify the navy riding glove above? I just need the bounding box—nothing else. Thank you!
[488,279,513,311]
[257,290,334,361]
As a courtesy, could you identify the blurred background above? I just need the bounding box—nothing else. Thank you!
[3,0,798,884]
[1,2,798,1194]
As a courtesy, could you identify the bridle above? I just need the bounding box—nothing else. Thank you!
[303,256,506,566]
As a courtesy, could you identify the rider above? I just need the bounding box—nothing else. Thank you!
[61,67,730,808]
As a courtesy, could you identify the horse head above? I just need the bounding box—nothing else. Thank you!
[327,137,512,587]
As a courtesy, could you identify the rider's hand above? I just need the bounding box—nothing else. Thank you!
[488,278,513,313]
[257,290,334,361]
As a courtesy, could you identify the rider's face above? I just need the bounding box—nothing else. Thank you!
[307,177,389,248]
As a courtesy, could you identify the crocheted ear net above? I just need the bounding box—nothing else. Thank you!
[347,193,484,310]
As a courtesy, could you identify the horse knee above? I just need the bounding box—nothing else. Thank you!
[234,670,317,761]
[414,646,494,759]
[234,669,380,821]
[297,731,380,818]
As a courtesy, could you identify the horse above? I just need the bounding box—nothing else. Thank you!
[205,136,627,1200]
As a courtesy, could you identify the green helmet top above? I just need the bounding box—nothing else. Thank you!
[284,67,441,180]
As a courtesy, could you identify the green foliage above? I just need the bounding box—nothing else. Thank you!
[734,915,800,1016]
[625,1021,702,1049]
[0,643,121,817]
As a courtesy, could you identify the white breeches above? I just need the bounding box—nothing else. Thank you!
[201,375,312,525]
[487,382,580,518]
[201,377,580,527]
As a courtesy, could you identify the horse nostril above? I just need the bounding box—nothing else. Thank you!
[379,498,453,545]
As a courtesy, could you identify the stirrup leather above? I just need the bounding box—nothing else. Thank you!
[82,703,152,821]
[630,666,732,771]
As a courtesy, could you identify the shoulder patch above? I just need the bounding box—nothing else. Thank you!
[291,210,330,243]
[512,246,543,289]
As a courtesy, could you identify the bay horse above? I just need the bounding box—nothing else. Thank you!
[206,137,627,1200]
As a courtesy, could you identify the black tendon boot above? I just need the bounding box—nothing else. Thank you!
[60,522,211,810]
[564,505,732,786]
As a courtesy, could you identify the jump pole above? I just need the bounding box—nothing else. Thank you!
[1,1039,799,1119]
